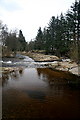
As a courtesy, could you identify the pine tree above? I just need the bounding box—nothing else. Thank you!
[35,27,43,50]
[77,0,80,75]
[18,30,26,51]
[59,13,69,56]
[5,31,18,53]
[43,28,51,54]
[48,16,56,54]
[66,0,79,61]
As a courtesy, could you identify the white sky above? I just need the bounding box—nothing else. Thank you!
[0,0,75,42]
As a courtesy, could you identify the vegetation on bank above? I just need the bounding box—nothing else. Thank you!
[0,1,80,63]
[28,1,80,62]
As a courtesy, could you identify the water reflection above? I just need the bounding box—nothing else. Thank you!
[2,67,80,90]
[2,73,9,86]
[36,68,80,96]
[2,68,80,119]
[37,68,80,88]
[2,68,24,86]
[37,68,67,85]
[37,68,66,96]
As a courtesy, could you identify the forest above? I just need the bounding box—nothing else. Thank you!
[0,0,80,62]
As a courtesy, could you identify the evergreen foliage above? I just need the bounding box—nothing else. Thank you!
[0,0,80,62]
[18,30,26,51]
[28,0,80,61]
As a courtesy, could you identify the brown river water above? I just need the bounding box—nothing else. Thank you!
[2,55,80,119]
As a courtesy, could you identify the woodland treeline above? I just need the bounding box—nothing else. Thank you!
[0,25,27,52]
[29,1,80,61]
[0,0,80,62]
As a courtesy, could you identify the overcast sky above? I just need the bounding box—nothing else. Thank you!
[0,0,75,42]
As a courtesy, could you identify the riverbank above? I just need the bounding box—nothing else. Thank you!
[22,51,79,76]
[1,51,80,76]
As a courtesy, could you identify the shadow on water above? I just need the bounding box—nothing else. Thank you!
[23,90,46,101]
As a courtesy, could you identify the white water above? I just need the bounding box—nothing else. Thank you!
[2,55,58,68]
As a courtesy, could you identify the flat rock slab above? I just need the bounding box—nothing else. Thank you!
[26,52,59,62]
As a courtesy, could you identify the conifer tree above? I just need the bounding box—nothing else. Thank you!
[18,30,26,51]
[35,27,43,50]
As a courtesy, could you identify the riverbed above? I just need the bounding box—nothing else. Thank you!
[2,55,80,119]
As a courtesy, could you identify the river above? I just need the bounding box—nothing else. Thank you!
[2,55,80,119]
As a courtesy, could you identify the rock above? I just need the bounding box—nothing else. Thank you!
[2,67,23,74]
[69,66,79,75]
[62,59,71,62]
[25,52,59,62]
[48,61,59,68]
[56,66,69,71]
[48,60,79,75]
[21,51,79,75]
